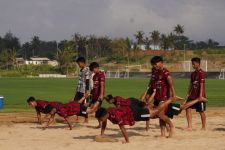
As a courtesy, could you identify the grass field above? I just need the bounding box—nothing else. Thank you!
[0,77,225,112]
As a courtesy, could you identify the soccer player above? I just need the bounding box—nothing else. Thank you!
[97,95,190,143]
[185,57,207,131]
[145,56,177,137]
[74,57,90,123]
[27,97,61,124]
[42,98,103,130]
[89,62,105,128]
[104,94,152,131]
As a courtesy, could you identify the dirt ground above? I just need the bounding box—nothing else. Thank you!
[0,107,225,150]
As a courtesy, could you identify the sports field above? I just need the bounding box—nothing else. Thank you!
[0,77,225,112]
[0,77,225,149]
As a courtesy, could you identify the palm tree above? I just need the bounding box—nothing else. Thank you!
[134,31,144,45]
[144,37,151,50]
[174,24,184,36]
[174,24,184,50]
[150,30,160,50]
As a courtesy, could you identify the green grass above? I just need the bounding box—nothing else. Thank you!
[0,78,225,112]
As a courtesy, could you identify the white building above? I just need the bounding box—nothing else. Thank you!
[25,57,50,65]
[131,44,161,51]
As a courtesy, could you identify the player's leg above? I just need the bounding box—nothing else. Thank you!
[159,119,166,137]
[196,102,206,130]
[158,111,175,137]
[146,120,150,131]
[185,108,193,131]
[64,117,73,130]
[43,108,57,130]
[84,114,88,123]
[199,111,206,130]
[101,119,108,135]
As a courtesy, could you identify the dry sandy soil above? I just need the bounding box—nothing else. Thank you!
[0,107,225,150]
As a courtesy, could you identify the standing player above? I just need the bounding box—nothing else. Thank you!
[185,57,207,130]
[145,56,177,137]
[74,57,90,123]
[89,62,105,128]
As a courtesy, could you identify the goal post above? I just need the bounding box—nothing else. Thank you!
[219,69,225,79]
[182,60,208,72]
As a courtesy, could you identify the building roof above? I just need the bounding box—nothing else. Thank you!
[30,57,50,61]
[16,57,25,61]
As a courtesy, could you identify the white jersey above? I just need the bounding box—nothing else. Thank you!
[76,67,90,93]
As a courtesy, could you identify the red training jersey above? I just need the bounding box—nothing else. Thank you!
[91,71,105,100]
[35,100,61,114]
[149,68,171,102]
[188,69,206,100]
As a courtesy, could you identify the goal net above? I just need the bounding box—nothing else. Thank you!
[182,60,208,72]
[219,69,225,79]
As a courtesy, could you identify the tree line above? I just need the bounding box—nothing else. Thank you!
[0,24,222,73]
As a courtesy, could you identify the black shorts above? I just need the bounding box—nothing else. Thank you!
[74,92,90,105]
[79,104,88,118]
[90,97,98,105]
[166,103,182,119]
[187,99,206,112]
[95,107,107,118]
[132,106,150,121]
[74,92,84,101]
[129,98,146,108]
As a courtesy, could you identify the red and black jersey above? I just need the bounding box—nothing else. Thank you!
[113,96,146,108]
[113,96,131,107]
[188,69,206,100]
[91,71,105,101]
[35,100,62,114]
[56,101,81,118]
[106,107,135,126]
[35,100,51,113]
[148,68,171,102]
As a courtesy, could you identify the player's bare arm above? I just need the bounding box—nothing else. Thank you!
[43,108,56,130]
[36,111,42,124]
[99,81,105,100]
[167,75,176,98]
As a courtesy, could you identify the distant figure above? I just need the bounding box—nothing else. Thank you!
[185,57,207,131]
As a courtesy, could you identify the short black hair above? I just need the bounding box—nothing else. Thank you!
[89,62,99,71]
[95,107,107,119]
[105,94,114,102]
[150,56,163,64]
[76,57,86,63]
[27,96,35,103]
[191,57,201,64]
